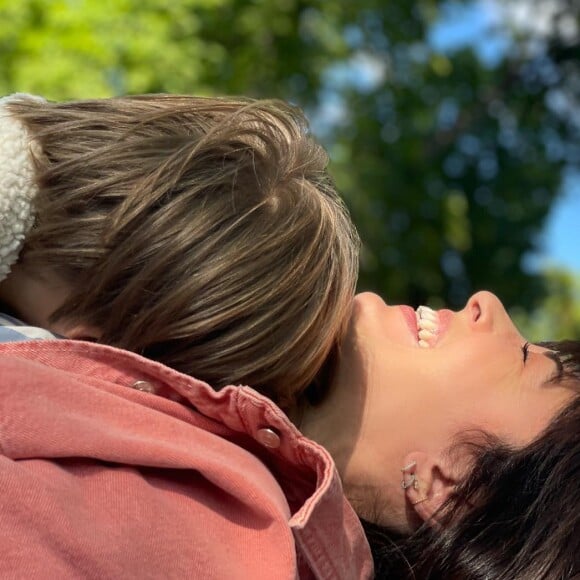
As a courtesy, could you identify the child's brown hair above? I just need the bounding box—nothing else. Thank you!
[8,94,359,408]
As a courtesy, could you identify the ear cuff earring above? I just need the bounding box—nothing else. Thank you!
[400,461,419,490]
[401,461,428,505]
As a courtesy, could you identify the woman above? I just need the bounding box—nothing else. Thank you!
[298,290,579,579]
[2,284,577,578]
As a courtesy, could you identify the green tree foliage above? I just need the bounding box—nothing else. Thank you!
[513,268,580,341]
[0,0,578,318]
[0,0,349,100]
[0,0,229,98]
[333,46,567,309]
[326,1,579,310]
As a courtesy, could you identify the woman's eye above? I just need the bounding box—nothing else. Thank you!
[522,341,530,364]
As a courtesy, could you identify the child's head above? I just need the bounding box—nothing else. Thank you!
[2,94,359,407]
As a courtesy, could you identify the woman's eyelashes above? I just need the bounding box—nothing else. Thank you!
[522,341,531,364]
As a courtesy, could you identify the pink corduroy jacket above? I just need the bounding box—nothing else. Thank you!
[0,339,373,579]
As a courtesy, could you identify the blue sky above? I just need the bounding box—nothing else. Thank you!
[431,0,580,273]
[541,172,580,271]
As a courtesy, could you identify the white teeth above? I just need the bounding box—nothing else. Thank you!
[416,305,439,347]
[416,305,437,321]
[418,329,435,341]
[417,318,437,331]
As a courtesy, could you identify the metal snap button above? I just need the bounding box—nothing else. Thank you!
[255,427,281,449]
[130,380,157,394]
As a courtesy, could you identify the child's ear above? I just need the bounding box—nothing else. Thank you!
[61,324,102,342]
[401,451,459,526]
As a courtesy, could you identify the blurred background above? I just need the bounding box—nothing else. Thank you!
[1,0,578,339]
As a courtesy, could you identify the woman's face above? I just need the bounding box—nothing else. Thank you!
[335,291,573,493]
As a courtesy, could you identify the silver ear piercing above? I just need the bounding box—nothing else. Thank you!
[400,461,419,490]
[401,475,420,490]
[401,461,429,505]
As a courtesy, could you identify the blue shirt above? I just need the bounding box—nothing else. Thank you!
[0,313,59,343]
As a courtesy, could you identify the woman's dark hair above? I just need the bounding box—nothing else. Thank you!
[361,340,580,579]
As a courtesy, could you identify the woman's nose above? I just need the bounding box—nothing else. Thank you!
[464,290,512,333]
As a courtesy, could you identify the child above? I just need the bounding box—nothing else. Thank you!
[0,93,359,408]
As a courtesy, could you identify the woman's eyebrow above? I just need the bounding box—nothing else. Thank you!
[543,351,564,385]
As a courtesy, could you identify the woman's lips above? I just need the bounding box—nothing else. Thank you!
[398,305,420,343]
[435,309,453,344]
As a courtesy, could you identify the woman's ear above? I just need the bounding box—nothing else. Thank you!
[401,451,459,526]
